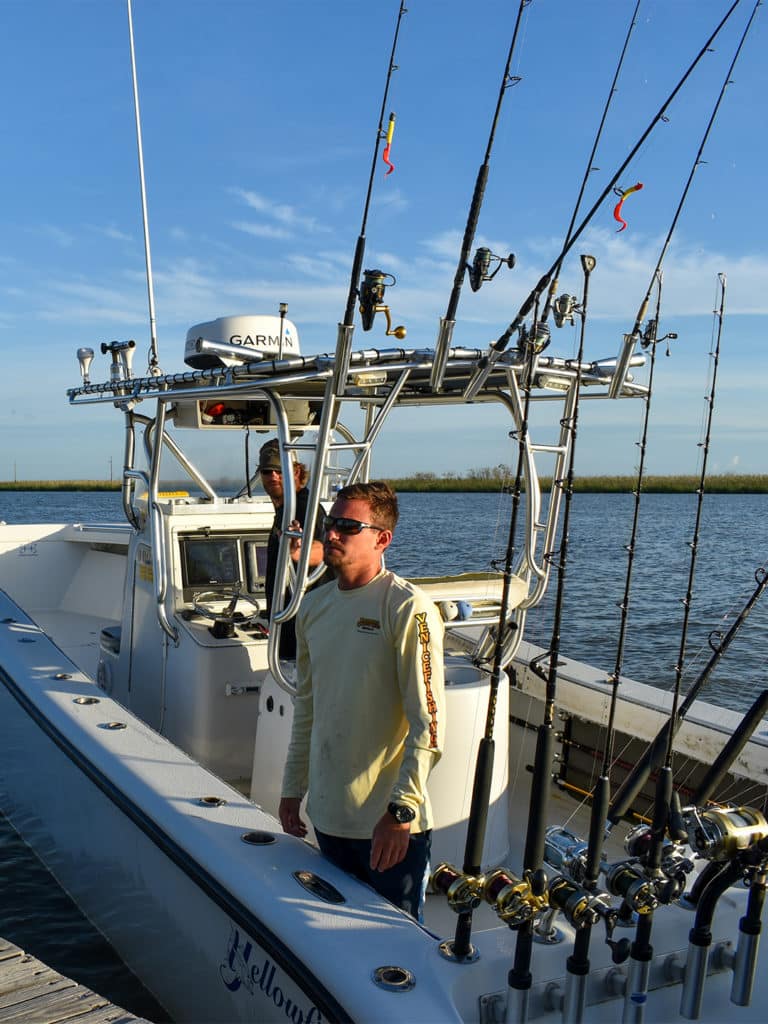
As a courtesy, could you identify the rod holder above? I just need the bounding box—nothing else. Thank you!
[430,317,455,391]
[679,938,709,1019]
[623,956,651,1024]
[731,929,760,1006]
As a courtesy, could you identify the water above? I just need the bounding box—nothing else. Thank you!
[0,488,765,1018]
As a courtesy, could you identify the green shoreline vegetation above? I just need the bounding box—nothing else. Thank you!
[1,473,767,494]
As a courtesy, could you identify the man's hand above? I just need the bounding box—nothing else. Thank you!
[370,811,411,871]
[279,797,307,838]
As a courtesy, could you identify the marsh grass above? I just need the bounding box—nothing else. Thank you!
[1,474,766,493]
[0,480,122,491]
[382,472,768,494]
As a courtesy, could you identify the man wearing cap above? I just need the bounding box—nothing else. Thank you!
[258,438,327,658]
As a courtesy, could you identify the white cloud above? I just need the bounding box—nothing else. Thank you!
[95,224,133,243]
[231,220,291,241]
[34,224,75,248]
[231,188,327,234]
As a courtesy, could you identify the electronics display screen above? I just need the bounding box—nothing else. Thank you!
[182,538,240,588]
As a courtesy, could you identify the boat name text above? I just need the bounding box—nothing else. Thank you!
[220,925,324,1023]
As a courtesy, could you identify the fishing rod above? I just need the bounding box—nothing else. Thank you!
[541,0,642,326]
[609,275,728,849]
[555,272,671,1024]
[332,0,407,394]
[126,0,160,376]
[462,0,742,403]
[607,562,768,827]
[443,337,538,963]
[430,0,531,390]
[618,269,741,1022]
[608,0,762,398]
[506,255,597,1024]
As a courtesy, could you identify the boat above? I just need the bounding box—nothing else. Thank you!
[1,2,767,1022]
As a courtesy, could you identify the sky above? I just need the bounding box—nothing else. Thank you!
[1,0,766,483]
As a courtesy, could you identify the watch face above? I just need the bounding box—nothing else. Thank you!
[389,802,415,823]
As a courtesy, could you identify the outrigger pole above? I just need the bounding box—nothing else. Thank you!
[332,1,407,394]
[462,0,742,403]
[430,0,531,390]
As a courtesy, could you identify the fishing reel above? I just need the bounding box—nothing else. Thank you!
[641,317,678,354]
[552,293,578,328]
[467,246,515,292]
[519,319,551,354]
[548,875,617,932]
[621,823,694,904]
[483,867,547,927]
[683,806,768,863]
[603,860,658,915]
[544,825,590,885]
[358,269,406,339]
[431,863,484,914]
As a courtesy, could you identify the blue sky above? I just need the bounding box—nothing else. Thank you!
[1,0,766,483]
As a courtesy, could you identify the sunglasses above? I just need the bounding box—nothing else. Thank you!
[322,515,385,536]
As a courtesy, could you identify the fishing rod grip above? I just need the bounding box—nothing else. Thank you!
[607,723,671,826]
[523,723,555,872]
[343,234,367,327]
[585,775,610,885]
[462,737,495,874]
[693,689,768,806]
[445,164,489,323]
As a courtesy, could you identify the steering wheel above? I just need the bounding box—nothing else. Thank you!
[192,589,262,636]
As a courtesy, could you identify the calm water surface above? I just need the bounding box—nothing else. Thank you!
[0,488,765,1019]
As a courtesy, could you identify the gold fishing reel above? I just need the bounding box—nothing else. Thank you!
[358,269,406,339]
[483,868,547,927]
[685,806,768,862]
[430,863,484,914]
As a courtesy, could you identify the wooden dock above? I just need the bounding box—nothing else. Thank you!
[0,936,153,1023]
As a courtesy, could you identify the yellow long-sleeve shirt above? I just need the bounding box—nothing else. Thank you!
[281,569,445,838]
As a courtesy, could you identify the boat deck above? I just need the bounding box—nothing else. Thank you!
[29,610,113,683]
[0,936,152,1023]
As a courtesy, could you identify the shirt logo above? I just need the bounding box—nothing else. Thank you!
[356,616,381,634]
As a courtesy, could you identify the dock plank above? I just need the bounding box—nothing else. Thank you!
[0,940,151,1023]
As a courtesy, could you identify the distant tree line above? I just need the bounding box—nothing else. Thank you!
[2,472,767,494]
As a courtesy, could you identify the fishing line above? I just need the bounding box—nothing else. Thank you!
[463,0,742,401]
[608,0,761,398]
[543,0,642,322]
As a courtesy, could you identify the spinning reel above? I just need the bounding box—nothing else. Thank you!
[358,269,406,339]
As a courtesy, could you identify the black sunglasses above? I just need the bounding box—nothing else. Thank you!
[322,515,385,536]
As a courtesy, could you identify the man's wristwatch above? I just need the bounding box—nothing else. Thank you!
[387,802,416,824]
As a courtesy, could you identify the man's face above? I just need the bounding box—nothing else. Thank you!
[261,464,302,507]
[260,467,284,505]
[322,497,390,577]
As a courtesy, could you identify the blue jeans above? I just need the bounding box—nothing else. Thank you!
[315,829,431,921]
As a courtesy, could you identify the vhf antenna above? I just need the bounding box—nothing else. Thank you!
[127,0,160,376]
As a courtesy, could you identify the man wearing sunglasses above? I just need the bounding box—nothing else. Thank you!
[259,438,327,659]
[279,481,445,920]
